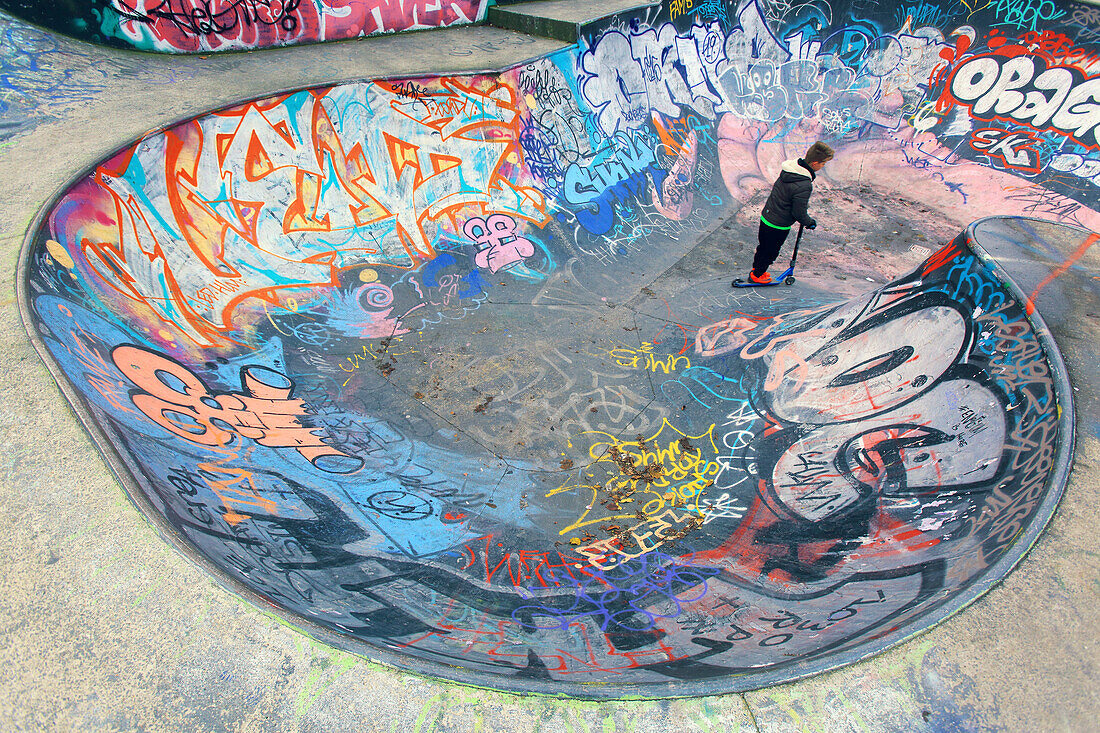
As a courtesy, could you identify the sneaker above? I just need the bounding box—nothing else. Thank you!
[748,270,772,284]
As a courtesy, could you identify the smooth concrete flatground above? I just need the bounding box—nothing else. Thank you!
[1,13,1098,732]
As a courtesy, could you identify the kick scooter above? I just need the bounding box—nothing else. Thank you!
[732,222,804,288]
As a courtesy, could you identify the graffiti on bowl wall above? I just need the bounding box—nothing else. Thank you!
[21,0,1080,692]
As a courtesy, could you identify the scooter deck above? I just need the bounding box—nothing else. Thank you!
[734,223,804,288]
[732,272,796,287]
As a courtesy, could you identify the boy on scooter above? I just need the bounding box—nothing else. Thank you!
[747,141,834,284]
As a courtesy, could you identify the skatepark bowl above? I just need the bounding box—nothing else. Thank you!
[11,0,1092,700]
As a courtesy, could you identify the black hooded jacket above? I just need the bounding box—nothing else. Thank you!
[760,158,816,229]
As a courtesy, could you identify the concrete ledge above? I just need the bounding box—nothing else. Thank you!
[489,0,660,43]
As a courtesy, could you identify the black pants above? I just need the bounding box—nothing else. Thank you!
[753,221,791,276]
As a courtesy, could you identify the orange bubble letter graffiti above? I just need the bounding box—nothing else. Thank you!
[111,345,362,473]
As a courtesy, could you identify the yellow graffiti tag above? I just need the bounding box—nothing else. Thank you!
[605,342,692,373]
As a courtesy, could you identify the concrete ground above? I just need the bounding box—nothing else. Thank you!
[1,12,1097,732]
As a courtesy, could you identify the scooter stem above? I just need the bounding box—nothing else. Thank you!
[790,223,804,269]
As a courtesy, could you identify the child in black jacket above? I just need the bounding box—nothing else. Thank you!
[747,141,834,284]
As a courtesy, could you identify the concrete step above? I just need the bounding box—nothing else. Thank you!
[488,0,659,43]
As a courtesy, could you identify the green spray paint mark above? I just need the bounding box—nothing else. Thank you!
[292,637,359,721]
[89,548,130,577]
[835,689,871,732]
[747,636,944,731]
[294,655,357,720]
[131,574,169,606]
[414,691,457,733]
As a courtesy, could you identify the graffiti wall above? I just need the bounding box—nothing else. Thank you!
[20,0,1081,694]
[0,0,489,52]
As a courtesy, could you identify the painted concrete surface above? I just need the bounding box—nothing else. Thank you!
[1,2,1098,731]
[0,0,493,53]
[12,0,1076,698]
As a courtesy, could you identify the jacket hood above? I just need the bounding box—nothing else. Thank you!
[780,158,813,178]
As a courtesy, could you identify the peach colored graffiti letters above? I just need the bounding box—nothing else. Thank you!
[112,345,356,469]
[694,316,756,357]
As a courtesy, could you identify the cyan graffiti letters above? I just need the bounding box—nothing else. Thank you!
[989,0,1066,32]
[564,130,664,235]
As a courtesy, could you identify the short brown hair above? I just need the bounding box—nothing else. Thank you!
[805,141,835,165]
